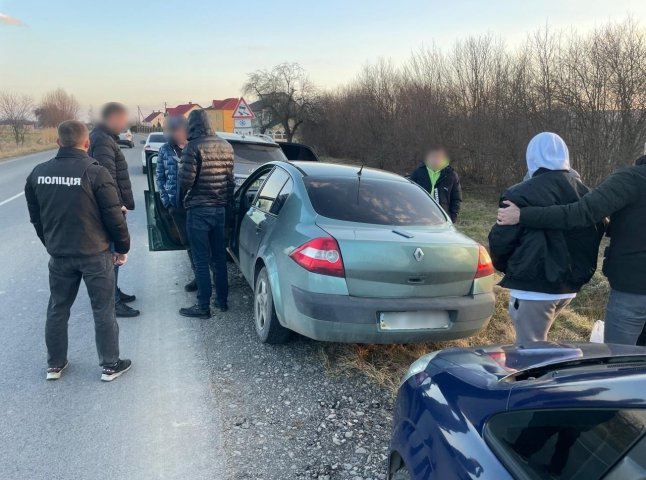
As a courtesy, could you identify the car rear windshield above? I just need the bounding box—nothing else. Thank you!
[304,177,447,226]
[486,408,646,480]
[149,134,166,143]
[231,142,287,164]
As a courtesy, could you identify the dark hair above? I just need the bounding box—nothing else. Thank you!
[636,155,646,166]
[100,102,127,120]
[426,145,446,154]
[57,120,88,147]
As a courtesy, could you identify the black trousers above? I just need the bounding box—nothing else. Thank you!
[169,206,195,273]
[46,253,119,367]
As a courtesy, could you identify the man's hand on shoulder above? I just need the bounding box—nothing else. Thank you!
[113,253,128,266]
[497,200,521,225]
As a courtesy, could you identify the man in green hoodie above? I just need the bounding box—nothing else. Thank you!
[410,147,462,222]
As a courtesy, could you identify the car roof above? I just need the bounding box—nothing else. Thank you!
[216,131,279,146]
[292,161,408,182]
[425,343,646,430]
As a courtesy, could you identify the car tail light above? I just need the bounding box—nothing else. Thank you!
[475,244,494,278]
[290,237,345,277]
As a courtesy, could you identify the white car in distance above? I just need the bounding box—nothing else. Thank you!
[141,132,167,174]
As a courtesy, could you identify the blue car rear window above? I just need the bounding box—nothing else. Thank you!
[485,408,646,480]
[304,177,447,226]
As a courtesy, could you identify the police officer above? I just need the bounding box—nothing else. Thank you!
[25,120,132,382]
[89,102,140,317]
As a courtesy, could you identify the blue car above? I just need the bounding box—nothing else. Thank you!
[389,342,646,480]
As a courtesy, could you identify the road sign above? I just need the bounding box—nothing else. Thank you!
[232,97,255,119]
[235,118,252,128]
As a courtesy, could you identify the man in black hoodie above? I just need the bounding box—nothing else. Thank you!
[178,109,235,318]
[25,120,132,382]
[89,102,139,318]
[498,155,646,345]
[410,146,462,222]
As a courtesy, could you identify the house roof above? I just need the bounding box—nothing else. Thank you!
[210,98,239,110]
[143,111,163,123]
[166,103,200,116]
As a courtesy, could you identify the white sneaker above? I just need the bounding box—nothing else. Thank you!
[46,361,69,380]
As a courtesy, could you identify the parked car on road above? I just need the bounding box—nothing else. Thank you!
[388,342,646,480]
[141,132,167,174]
[117,128,134,148]
[145,159,495,344]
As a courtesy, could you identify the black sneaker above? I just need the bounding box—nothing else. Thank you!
[116,301,140,317]
[101,359,132,382]
[46,361,69,380]
[217,303,228,313]
[179,304,211,319]
[117,289,136,303]
[184,279,198,292]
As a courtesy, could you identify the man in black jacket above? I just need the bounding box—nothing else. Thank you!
[25,120,132,381]
[410,146,462,222]
[489,133,604,344]
[89,102,139,318]
[178,109,234,318]
[498,154,646,345]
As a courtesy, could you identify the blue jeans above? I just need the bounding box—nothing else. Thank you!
[604,289,646,345]
[187,206,228,309]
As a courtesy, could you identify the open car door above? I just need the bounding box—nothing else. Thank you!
[143,153,185,251]
[277,142,319,162]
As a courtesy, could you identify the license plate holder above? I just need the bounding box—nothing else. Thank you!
[379,310,451,331]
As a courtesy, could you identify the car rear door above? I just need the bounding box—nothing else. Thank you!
[238,167,292,280]
[143,153,184,251]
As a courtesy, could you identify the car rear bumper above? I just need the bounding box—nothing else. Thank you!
[289,287,495,343]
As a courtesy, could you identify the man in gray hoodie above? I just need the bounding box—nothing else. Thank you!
[489,133,604,344]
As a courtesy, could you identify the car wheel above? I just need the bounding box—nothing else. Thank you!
[391,465,410,480]
[254,267,290,344]
[142,165,147,174]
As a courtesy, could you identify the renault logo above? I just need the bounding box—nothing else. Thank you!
[413,248,424,262]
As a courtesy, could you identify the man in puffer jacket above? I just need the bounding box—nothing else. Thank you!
[89,102,139,318]
[178,109,234,318]
[488,132,604,344]
[156,116,196,292]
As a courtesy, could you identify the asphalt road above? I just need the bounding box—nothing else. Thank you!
[0,143,226,479]
[0,140,394,480]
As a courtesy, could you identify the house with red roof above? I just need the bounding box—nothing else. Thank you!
[165,102,201,119]
[142,111,165,128]
[205,98,239,132]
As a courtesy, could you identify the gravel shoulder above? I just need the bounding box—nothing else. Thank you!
[197,267,395,480]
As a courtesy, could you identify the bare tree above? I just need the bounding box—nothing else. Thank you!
[302,18,646,186]
[243,63,317,142]
[0,91,33,145]
[34,88,80,128]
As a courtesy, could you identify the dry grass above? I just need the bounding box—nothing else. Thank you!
[0,128,57,160]
[319,187,610,394]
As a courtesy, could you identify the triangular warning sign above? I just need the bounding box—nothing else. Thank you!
[231,97,255,119]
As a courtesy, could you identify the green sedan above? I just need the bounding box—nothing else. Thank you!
[146,159,495,344]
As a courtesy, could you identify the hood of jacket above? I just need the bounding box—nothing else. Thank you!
[186,109,214,141]
[526,132,570,178]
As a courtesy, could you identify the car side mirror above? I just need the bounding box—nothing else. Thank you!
[140,140,146,145]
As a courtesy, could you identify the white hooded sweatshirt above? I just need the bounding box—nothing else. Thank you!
[512,132,577,302]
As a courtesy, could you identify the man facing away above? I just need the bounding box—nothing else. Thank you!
[155,116,197,291]
[488,132,604,344]
[89,102,140,318]
[497,153,646,345]
[410,146,462,222]
[178,109,235,318]
[25,120,132,381]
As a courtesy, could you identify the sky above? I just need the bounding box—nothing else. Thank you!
[0,0,644,120]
